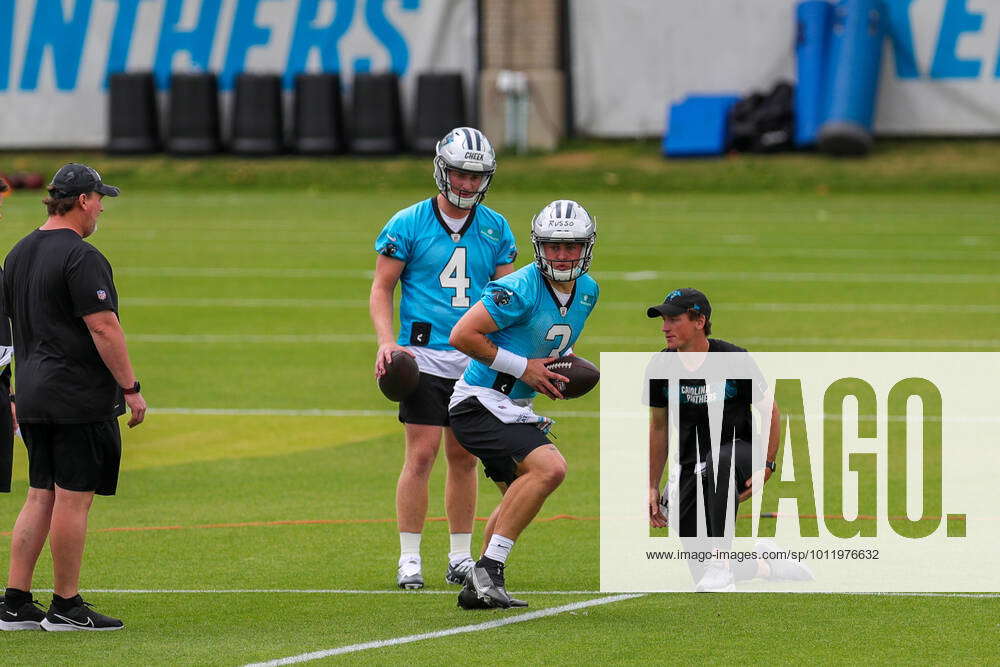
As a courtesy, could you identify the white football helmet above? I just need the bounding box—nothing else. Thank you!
[531,199,597,282]
[433,127,496,209]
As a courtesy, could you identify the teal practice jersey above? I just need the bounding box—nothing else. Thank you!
[375,198,517,350]
[462,264,599,400]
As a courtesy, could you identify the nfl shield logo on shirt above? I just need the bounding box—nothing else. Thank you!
[96,289,107,301]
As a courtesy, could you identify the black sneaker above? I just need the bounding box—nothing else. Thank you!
[457,583,493,610]
[458,582,529,610]
[41,598,124,632]
[464,560,528,609]
[0,597,45,631]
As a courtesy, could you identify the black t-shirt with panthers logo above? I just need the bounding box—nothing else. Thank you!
[2,229,125,423]
[647,338,766,466]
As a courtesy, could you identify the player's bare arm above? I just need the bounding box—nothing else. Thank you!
[649,406,669,527]
[492,262,516,280]
[450,302,568,399]
[369,253,415,376]
[739,397,781,503]
[83,309,146,428]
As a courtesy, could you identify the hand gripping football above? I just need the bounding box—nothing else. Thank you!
[378,351,420,401]
[544,355,600,399]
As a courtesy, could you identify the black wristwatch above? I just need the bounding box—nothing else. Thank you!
[765,460,776,472]
[122,381,141,395]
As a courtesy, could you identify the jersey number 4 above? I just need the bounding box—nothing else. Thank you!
[439,247,470,307]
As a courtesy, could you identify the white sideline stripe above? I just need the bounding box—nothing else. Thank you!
[148,407,600,418]
[241,594,644,666]
[117,266,1000,284]
[127,333,1000,348]
[71,589,1000,599]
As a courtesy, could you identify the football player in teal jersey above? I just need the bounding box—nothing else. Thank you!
[370,128,517,590]
[448,200,599,609]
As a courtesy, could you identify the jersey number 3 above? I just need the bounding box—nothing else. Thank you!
[439,247,470,307]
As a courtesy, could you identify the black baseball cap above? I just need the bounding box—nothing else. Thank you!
[646,288,712,319]
[48,163,120,198]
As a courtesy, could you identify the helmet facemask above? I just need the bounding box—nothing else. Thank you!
[433,158,494,209]
[433,127,497,210]
[530,200,597,282]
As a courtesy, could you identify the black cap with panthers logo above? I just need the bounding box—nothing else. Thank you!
[49,163,120,198]
[646,288,711,319]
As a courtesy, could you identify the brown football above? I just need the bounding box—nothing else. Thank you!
[377,351,419,401]
[544,355,600,399]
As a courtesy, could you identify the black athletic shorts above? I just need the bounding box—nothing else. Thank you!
[676,440,754,538]
[448,397,551,485]
[398,372,457,426]
[21,421,122,496]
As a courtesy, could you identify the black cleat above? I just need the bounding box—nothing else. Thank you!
[0,597,45,631]
[465,559,527,609]
[41,597,124,632]
[458,580,528,610]
[457,584,493,609]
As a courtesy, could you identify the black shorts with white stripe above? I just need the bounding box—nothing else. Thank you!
[448,397,551,485]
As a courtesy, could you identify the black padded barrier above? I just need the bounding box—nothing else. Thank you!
[350,72,404,154]
[231,73,284,155]
[166,72,221,155]
[293,73,345,155]
[107,72,160,154]
[412,73,466,153]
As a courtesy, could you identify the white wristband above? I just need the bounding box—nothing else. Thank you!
[490,347,528,379]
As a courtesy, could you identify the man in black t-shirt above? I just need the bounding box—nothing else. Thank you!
[645,289,775,540]
[0,164,146,632]
[645,288,811,590]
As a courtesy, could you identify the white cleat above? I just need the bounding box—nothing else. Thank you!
[397,557,424,590]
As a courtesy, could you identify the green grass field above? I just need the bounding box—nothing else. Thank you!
[0,144,997,664]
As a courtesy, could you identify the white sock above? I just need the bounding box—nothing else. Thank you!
[399,532,421,563]
[483,534,515,564]
[448,533,473,564]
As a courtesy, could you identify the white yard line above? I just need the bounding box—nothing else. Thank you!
[116,266,1000,284]
[585,335,1000,349]
[129,334,374,343]
[602,302,1000,314]
[595,270,1000,284]
[147,408,1000,424]
[77,588,605,595]
[240,594,644,666]
[123,297,369,308]
[148,407,599,418]
[69,588,1000,599]
[127,333,1000,348]
[121,297,1000,314]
